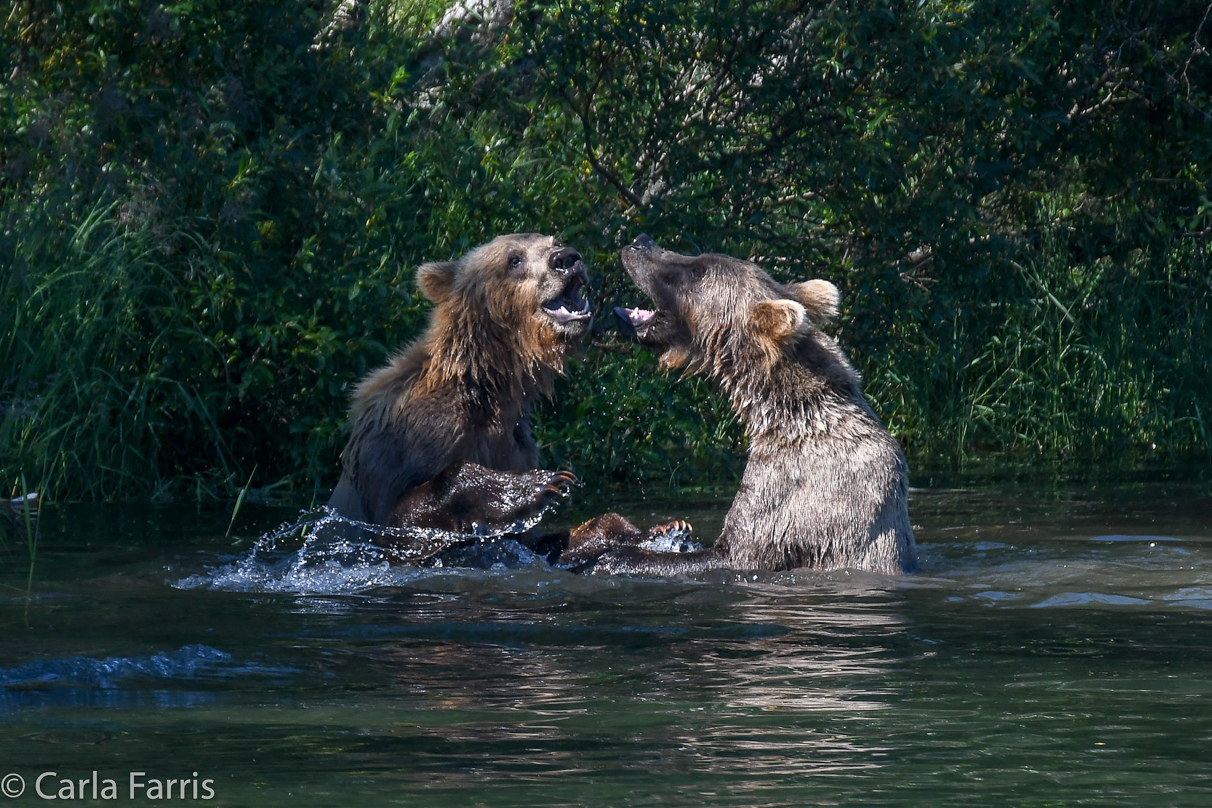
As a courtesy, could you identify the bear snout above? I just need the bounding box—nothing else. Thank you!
[629,234,657,251]
[550,247,583,274]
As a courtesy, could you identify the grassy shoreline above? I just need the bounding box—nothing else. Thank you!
[4,0,1210,502]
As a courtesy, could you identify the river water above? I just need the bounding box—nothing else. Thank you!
[2,467,1210,806]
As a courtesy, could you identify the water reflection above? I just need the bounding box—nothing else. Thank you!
[1,471,1211,806]
[707,598,903,713]
[268,579,920,785]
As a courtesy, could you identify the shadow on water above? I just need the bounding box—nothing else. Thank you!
[1,467,1211,806]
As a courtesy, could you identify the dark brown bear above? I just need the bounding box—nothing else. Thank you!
[569,234,916,576]
[326,234,592,545]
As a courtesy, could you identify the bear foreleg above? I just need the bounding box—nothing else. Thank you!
[387,461,575,534]
[557,514,707,573]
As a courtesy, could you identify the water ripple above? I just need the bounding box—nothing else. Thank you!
[0,644,232,690]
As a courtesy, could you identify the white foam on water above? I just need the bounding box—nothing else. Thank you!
[174,506,553,595]
[639,532,702,554]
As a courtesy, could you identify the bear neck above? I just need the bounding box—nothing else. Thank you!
[421,306,560,411]
[709,330,868,440]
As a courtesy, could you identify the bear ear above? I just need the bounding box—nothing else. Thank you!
[786,279,840,324]
[751,299,807,344]
[416,261,458,304]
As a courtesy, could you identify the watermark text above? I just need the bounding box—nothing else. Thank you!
[1,772,215,800]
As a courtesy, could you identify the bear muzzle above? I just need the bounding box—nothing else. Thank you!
[617,235,668,337]
[541,261,592,328]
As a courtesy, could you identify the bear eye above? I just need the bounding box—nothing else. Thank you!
[508,253,525,269]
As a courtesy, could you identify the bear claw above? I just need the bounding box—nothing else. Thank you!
[650,520,693,537]
[536,470,576,507]
[548,470,576,493]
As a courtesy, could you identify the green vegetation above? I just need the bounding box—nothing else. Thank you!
[2,0,1210,502]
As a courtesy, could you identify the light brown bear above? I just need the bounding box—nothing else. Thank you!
[566,234,916,576]
[327,234,591,546]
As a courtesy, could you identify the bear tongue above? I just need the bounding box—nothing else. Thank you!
[625,307,655,327]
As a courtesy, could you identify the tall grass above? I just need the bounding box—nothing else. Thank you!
[864,215,1212,463]
[2,197,236,499]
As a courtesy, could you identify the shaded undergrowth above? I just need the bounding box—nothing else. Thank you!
[2,0,1210,502]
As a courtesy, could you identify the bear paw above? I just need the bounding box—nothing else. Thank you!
[649,520,692,538]
[487,469,576,531]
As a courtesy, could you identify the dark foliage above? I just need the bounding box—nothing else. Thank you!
[2,0,1210,500]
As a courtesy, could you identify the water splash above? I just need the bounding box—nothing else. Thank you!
[639,532,702,554]
[175,506,552,594]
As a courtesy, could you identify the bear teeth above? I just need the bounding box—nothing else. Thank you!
[545,304,591,323]
[626,308,655,327]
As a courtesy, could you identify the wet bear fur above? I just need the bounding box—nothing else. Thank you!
[576,235,916,576]
[327,234,592,539]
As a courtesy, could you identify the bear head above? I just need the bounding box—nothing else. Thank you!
[614,234,839,372]
[416,233,593,367]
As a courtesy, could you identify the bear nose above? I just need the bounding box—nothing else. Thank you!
[631,234,656,251]
[550,247,582,274]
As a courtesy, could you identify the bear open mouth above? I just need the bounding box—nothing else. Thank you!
[612,305,658,341]
[618,307,655,328]
[542,278,592,324]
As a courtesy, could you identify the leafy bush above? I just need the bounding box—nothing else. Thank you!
[2,0,1209,501]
